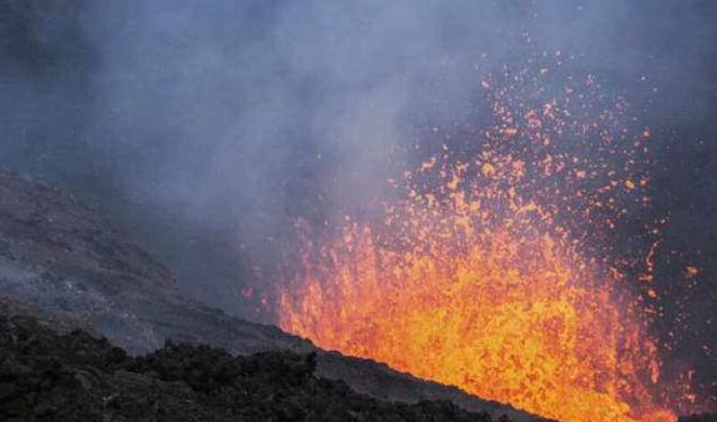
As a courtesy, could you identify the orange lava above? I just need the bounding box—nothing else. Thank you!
[280,223,676,422]
[278,64,689,422]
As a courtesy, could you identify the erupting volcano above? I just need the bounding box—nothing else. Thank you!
[3,1,717,422]
[278,61,704,422]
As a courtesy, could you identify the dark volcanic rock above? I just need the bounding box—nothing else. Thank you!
[0,302,501,422]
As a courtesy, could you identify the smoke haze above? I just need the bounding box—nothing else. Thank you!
[1,1,717,392]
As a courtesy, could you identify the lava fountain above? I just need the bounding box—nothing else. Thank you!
[278,62,696,422]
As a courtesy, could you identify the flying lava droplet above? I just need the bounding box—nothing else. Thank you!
[278,61,703,422]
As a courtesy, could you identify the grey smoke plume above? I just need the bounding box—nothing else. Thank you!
[1,0,716,334]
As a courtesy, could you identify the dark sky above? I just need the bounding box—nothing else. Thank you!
[1,0,716,396]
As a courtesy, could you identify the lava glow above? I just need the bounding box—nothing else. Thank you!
[279,63,694,422]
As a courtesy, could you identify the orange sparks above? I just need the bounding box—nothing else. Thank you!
[686,266,700,276]
[278,66,696,422]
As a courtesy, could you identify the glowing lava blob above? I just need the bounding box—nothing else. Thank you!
[279,65,689,422]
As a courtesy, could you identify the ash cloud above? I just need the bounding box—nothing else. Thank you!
[1,0,716,361]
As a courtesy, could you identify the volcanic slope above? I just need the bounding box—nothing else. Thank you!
[0,297,509,422]
[0,169,546,421]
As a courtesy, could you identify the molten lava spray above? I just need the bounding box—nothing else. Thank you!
[279,62,694,422]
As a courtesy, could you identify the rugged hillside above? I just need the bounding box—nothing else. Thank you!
[0,170,310,356]
[0,170,547,421]
[0,299,503,422]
